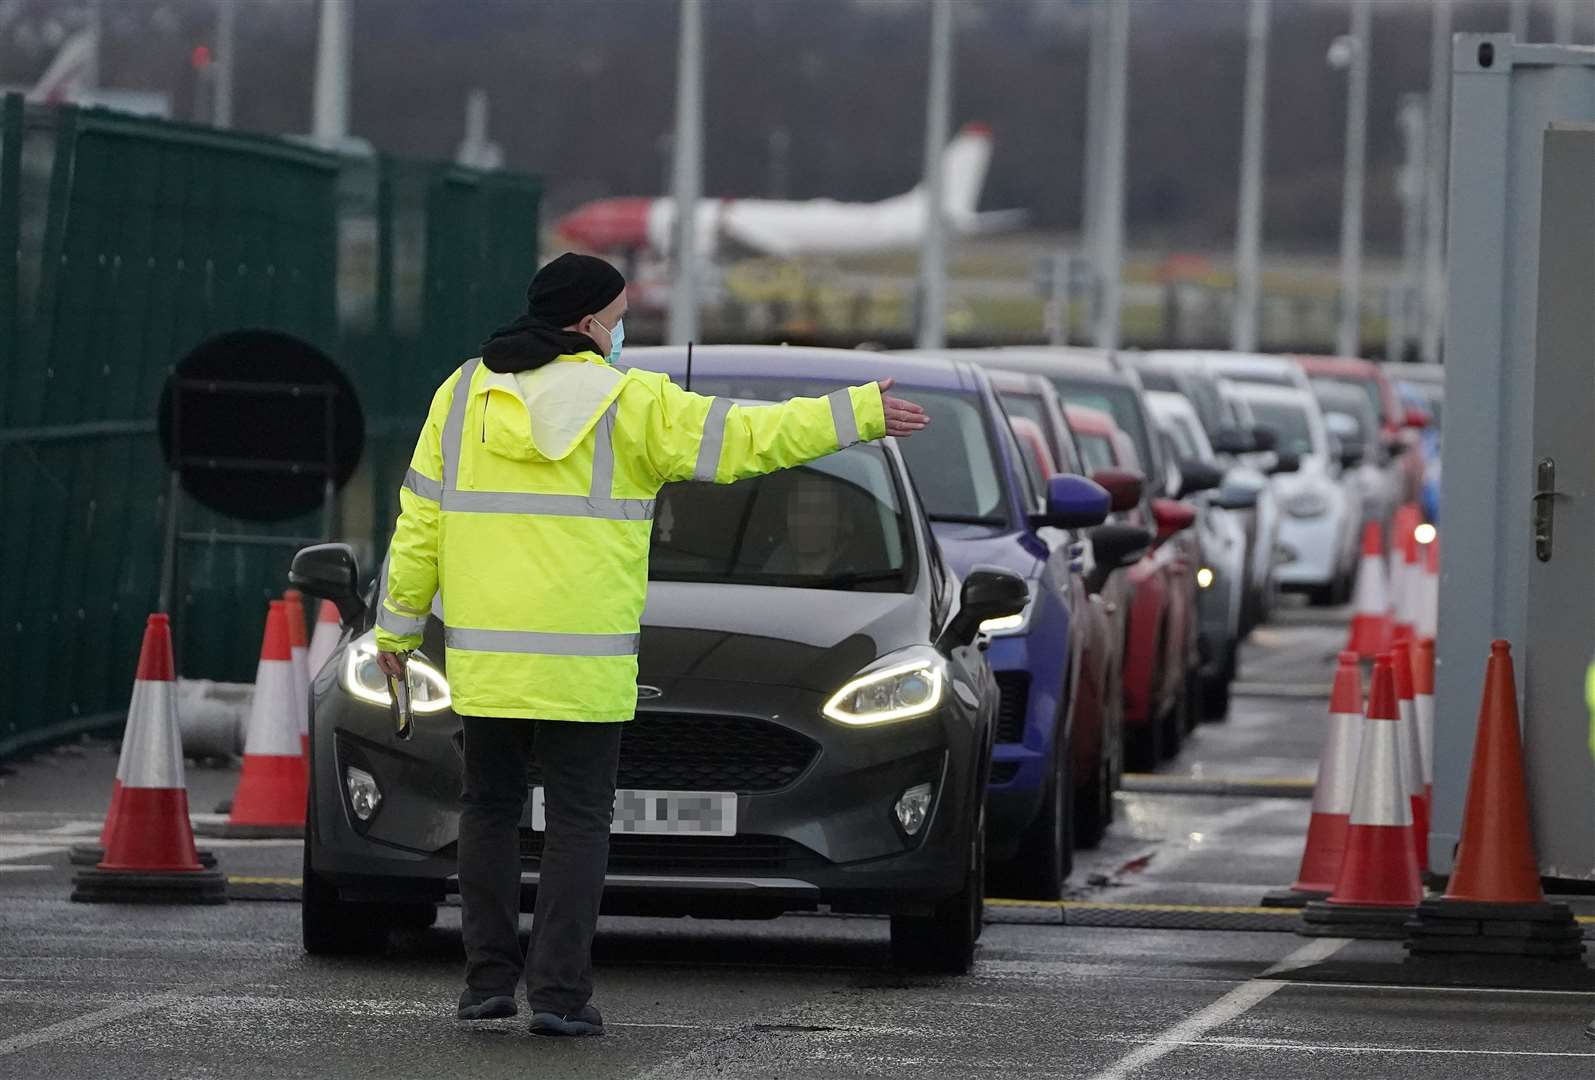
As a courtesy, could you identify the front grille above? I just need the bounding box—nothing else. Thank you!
[994,672,1030,743]
[519,831,821,873]
[527,712,819,795]
[990,761,1020,785]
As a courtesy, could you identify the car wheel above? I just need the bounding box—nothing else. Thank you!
[1160,686,1185,760]
[891,802,985,974]
[1001,735,1073,900]
[1072,741,1110,850]
[1200,643,1237,722]
[1306,583,1337,607]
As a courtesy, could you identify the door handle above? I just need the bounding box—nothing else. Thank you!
[1533,457,1567,562]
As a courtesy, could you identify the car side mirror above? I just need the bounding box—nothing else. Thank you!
[1250,425,1279,453]
[1383,434,1409,457]
[290,542,365,626]
[1269,450,1301,475]
[945,565,1030,647]
[1084,523,1153,594]
[1213,470,1263,510]
[1177,459,1224,499]
[1212,425,1254,455]
[1031,473,1111,531]
[1150,498,1196,543]
[1088,467,1145,514]
[1338,438,1365,469]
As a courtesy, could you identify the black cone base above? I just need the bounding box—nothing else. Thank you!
[191,821,303,839]
[1406,897,1586,963]
[1261,887,1327,909]
[1300,900,1416,939]
[71,867,228,905]
[69,843,216,869]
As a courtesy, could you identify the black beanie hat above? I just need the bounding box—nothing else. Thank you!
[527,253,626,327]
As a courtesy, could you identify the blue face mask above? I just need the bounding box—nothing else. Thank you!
[593,316,624,365]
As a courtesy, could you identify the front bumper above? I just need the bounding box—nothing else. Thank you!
[1274,508,1347,588]
[307,668,979,918]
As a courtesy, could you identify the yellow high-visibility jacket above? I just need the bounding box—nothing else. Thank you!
[373,350,886,721]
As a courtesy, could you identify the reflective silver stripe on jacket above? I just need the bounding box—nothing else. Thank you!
[432,367,650,519]
[441,489,653,520]
[694,397,733,482]
[828,388,860,449]
[376,551,429,637]
[444,626,641,656]
[402,468,442,502]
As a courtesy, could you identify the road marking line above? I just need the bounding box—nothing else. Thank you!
[0,865,52,873]
[1115,1036,1595,1059]
[1086,937,1347,1080]
[1279,979,1595,997]
[0,967,264,1057]
[227,876,302,885]
[987,899,1299,916]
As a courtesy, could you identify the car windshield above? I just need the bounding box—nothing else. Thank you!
[1051,379,1153,475]
[1077,432,1117,471]
[689,376,1009,525]
[1316,374,1384,424]
[1311,381,1374,440]
[1247,400,1315,457]
[649,445,910,591]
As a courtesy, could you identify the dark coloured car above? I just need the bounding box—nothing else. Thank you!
[291,435,1026,973]
[623,347,1118,901]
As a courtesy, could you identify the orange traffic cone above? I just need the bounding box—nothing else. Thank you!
[217,601,306,837]
[307,599,341,686]
[1265,652,1364,907]
[1390,639,1429,874]
[1346,523,1392,659]
[1417,537,1439,641]
[1406,641,1585,962]
[1301,654,1422,937]
[1414,637,1436,815]
[283,589,311,758]
[72,614,227,904]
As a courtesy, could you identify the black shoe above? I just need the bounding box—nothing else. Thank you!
[457,992,518,1021]
[529,1005,604,1037]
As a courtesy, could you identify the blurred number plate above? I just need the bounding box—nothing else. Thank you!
[530,788,737,836]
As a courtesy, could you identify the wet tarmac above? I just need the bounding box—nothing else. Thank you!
[3,609,1593,1078]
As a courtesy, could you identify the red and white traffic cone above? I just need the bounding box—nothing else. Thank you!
[1417,537,1439,642]
[1391,515,1422,643]
[1264,651,1364,908]
[1347,522,1392,658]
[1391,638,1429,875]
[1414,637,1436,846]
[283,588,311,758]
[72,614,227,904]
[307,599,341,687]
[1301,654,1423,937]
[204,601,306,837]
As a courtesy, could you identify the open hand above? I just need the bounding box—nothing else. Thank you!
[878,379,930,439]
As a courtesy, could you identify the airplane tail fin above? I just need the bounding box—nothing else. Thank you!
[27,28,98,105]
[940,123,993,224]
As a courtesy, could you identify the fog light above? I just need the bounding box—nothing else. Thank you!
[346,766,382,821]
[895,783,934,836]
[1196,567,1215,589]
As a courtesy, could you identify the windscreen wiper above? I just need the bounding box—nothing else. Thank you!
[809,570,906,590]
[928,513,1006,526]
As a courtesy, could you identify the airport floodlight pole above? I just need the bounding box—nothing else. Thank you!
[668,0,705,346]
[1080,0,1109,327]
[1554,0,1575,43]
[214,0,236,129]
[1395,93,1427,363]
[312,0,351,145]
[1231,0,1271,354]
[1332,1,1370,359]
[916,0,953,350]
[1093,0,1130,351]
[1420,0,1451,364]
[1509,0,1530,41]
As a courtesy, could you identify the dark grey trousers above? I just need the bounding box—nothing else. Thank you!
[458,716,622,1014]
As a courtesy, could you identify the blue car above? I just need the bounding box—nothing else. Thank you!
[625,347,1114,900]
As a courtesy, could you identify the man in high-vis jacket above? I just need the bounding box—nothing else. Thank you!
[374,253,928,1037]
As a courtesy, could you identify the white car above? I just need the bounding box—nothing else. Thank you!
[1228,382,1362,606]
[1311,378,1399,535]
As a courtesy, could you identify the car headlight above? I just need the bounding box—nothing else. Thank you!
[1284,490,1330,518]
[341,631,452,714]
[823,651,946,726]
[1196,567,1215,589]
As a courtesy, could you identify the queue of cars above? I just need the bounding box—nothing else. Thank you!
[288,344,1442,974]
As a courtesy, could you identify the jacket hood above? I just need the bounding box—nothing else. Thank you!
[474,353,625,463]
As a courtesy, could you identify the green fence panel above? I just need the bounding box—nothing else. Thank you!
[0,103,540,759]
